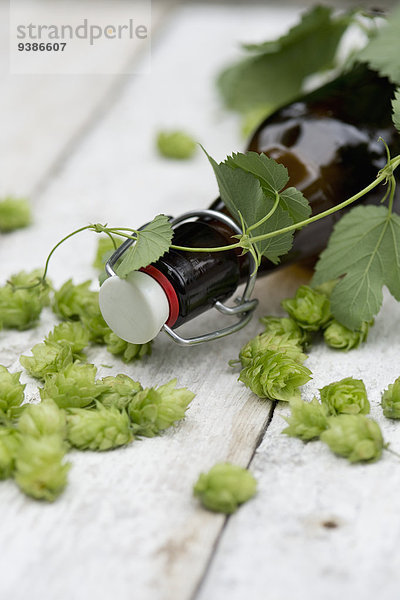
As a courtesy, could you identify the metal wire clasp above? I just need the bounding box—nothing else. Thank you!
[105,209,258,346]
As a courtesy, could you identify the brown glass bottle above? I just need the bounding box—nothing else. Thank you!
[152,64,400,329]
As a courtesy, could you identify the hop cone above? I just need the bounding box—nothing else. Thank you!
[381,377,400,419]
[193,463,257,514]
[239,350,312,401]
[320,415,384,463]
[40,363,106,409]
[128,379,194,437]
[320,377,370,416]
[67,403,133,451]
[282,285,331,331]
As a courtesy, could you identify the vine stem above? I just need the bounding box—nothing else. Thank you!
[147,157,400,255]
[40,225,94,284]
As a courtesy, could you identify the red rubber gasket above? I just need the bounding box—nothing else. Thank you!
[140,265,180,328]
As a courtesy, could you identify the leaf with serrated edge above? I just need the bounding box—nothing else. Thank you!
[217,5,352,114]
[392,88,400,133]
[313,205,400,329]
[357,5,400,86]
[116,215,173,278]
[224,152,310,223]
[205,151,293,263]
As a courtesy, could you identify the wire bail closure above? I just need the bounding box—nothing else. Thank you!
[105,209,258,346]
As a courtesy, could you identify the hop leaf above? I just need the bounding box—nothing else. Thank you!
[0,197,31,232]
[320,415,384,463]
[239,350,312,401]
[324,319,372,351]
[313,205,400,330]
[104,331,152,363]
[128,379,194,437]
[20,342,73,380]
[238,331,307,368]
[99,374,142,410]
[193,463,257,514]
[260,315,309,346]
[67,403,133,451]
[0,365,25,418]
[381,376,400,419]
[40,363,106,409]
[116,215,173,278]
[156,130,197,160]
[14,435,70,501]
[282,397,329,441]
[320,377,370,416]
[18,399,67,439]
[0,428,21,479]
[282,285,331,331]
[52,279,99,321]
[46,321,90,360]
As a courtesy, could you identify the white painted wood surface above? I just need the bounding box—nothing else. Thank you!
[1,3,400,600]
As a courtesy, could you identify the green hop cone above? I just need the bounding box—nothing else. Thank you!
[282,397,329,441]
[381,376,400,419]
[320,377,370,416]
[20,342,73,380]
[52,279,99,321]
[18,399,67,439]
[156,130,197,160]
[46,321,90,360]
[104,330,152,363]
[324,319,372,351]
[0,197,31,232]
[0,286,42,330]
[0,428,21,479]
[281,285,331,331]
[8,270,51,306]
[238,331,307,368]
[260,315,309,346]
[0,365,26,415]
[239,350,312,401]
[80,308,111,344]
[99,374,142,410]
[40,362,106,409]
[14,434,70,501]
[193,463,257,514]
[320,414,384,463]
[128,379,195,437]
[67,403,133,451]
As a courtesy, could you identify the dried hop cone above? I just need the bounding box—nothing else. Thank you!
[14,435,70,501]
[281,285,331,331]
[323,319,372,351]
[320,414,384,463]
[282,398,329,441]
[320,377,370,416]
[18,399,67,439]
[193,463,257,514]
[381,376,400,419]
[67,403,133,451]
[260,316,309,346]
[40,363,106,409]
[99,374,142,410]
[128,379,195,437]
[238,331,307,368]
[239,350,312,401]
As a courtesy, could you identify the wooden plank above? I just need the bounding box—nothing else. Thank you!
[0,5,311,600]
[0,0,176,198]
[197,290,400,600]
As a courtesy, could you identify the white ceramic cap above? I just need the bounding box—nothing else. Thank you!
[99,271,170,344]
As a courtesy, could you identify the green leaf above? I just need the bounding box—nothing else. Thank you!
[218,5,353,116]
[116,214,173,278]
[313,205,400,329]
[224,152,311,223]
[392,88,400,133]
[357,5,400,86]
[207,154,293,263]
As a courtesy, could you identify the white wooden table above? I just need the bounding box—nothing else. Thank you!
[1,2,400,599]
